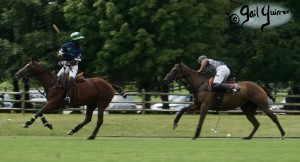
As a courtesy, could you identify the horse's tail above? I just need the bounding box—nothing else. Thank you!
[258,83,275,102]
[111,84,127,98]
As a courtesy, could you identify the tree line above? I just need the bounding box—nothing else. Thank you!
[0,0,300,94]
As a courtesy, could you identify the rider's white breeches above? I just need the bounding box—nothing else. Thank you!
[57,64,78,79]
[213,65,230,84]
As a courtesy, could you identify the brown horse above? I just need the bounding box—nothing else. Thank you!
[15,59,126,140]
[163,62,285,140]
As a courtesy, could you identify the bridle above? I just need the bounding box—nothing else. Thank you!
[165,63,192,83]
[16,63,36,81]
[164,63,208,93]
[164,67,179,83]
[16,62,57,96]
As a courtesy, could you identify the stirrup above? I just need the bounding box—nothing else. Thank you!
[64,97,71,104]
[232,87,240,96]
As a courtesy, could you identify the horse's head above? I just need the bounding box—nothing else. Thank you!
[15,59,42,81]
[163,63,186,85]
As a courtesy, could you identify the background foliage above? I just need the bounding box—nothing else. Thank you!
[0,0,299,92]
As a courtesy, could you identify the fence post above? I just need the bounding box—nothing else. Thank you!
[141,89,146,114]
[21,91,25,115]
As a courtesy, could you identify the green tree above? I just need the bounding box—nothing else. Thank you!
[1,0,300,99]
[0,0,66,92]
[225,0,300,90]
[64,0,230,91]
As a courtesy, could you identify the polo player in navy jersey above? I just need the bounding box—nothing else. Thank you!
[57,32,84,104]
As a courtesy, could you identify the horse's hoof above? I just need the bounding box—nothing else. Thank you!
[46,124,53,130]
[192,137,197,140]
[281,136,285,140]
[23,124,29,128]
[173,123,178,130]
[87,136,95,140]
[67,130,74,135]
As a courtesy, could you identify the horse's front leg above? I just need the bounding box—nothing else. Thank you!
[23,115,38,128]
[173,104,198,129]
[40,115,53,130]
[23,104,53,129]
[193,104,209,140]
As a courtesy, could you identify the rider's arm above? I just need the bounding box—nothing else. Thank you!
[67,53,81,65]
[57,49,64,59]
[198,59,209,72]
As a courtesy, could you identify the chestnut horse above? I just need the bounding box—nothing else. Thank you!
[163,63,285,140]
[15,59,126,140]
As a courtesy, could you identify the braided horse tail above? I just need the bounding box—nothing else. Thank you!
[111,84,127,98]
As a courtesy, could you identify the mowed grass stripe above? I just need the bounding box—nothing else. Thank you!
[1,114,299,162]
[0,136,299,162]
[0,114,299,138]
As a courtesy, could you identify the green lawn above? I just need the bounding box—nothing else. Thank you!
[0,114,299,162]
[0,136,299,162]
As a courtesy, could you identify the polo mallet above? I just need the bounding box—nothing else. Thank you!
[211,113,222,133]
[52,24,61,46]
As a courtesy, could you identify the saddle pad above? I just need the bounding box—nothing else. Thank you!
[209,77,238,88]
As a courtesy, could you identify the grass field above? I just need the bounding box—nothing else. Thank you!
[0,113,299,162]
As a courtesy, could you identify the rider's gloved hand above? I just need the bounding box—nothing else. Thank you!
[198,69,205,73]
[58,61,69,66]
[57,50,64,58]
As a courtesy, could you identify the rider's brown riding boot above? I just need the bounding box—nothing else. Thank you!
[64,77,75,104]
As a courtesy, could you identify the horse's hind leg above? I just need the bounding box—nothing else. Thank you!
[67,104,96,136]
[87,101,110,140]
[261,107,285,139]
[241,103,260,140]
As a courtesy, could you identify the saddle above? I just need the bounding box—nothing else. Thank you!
[75,72,85,82]
[208,77,239,112]
[57,72,85,89]
[208,77,238,90]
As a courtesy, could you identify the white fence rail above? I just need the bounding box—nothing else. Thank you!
[1,90,300,114]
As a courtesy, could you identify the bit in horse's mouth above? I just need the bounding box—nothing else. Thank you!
[15,75,25,82]
[15,75,21,81]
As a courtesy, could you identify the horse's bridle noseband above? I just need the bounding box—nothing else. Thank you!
[165,63,208,93]
[165,64,189,83]
[16,64,36,80]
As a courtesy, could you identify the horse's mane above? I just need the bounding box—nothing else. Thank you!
[33,61,57,79]
[181,63,209,80]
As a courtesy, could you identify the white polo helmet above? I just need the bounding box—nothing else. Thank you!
[198,55,207,64]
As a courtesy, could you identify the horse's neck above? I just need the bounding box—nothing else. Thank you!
[183,66,208,89]
[36,70,57,90]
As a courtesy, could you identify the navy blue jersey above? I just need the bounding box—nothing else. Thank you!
[60,42,82,62]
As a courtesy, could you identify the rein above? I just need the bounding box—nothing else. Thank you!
[176,64,209,92]
[20,63,58,97]
[27,79,46,97]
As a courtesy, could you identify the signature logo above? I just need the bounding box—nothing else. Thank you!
[230,3,292,31]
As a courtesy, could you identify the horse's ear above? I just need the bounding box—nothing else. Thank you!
[30,57,36,65]
[176,57,182,64]
[179,59,183,64]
